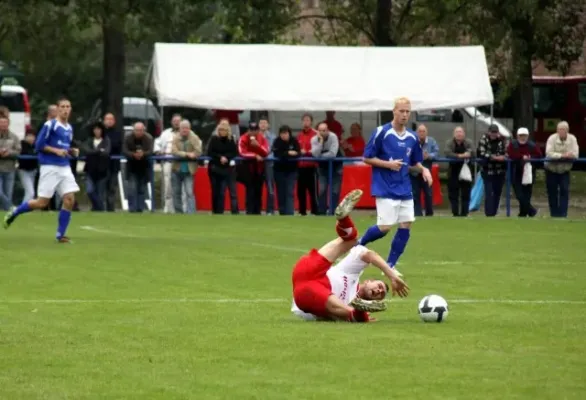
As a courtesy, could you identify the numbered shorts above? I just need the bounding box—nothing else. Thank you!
[37,165,80,199]
[376,198,415,226]
[292,249,333,318]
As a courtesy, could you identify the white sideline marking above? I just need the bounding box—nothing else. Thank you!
[80,226,140,238]
[1,298,585,305]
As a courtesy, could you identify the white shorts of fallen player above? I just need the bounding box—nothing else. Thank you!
[376,198,415,226]
[37,165,80,199]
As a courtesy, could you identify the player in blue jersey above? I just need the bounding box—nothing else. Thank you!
[359,97,432,275]
[3,97,80,243]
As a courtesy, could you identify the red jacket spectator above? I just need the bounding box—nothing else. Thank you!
[297,127,317,168]
[506,137,542,160]
[239,127,269,172]
[343,136,365,157]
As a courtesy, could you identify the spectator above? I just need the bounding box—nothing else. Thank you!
[171,120,202,214]
[36,104,57,134]
[18,132,38,203]
[320,111,343,140]
[207,120,239,214]
[340,122,365,158]
[81,122,111,211]
[238,121,269,215]
[445,126,474,217]
[155,113,181,214]
[477,124,506,217]
[506,127,542,217]
[311,122,342,215]
[544,121,579,218]
[272,125,300,215]
[296,113,319,216]
[123,122,153,213]
[103,112,122,212]
[0,106,8,118]
[0,114,20,210]
[213,109,242,142]
[259,116,276,215]
[410,124,438,217]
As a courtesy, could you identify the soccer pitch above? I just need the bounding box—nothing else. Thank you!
[1,213,585,399]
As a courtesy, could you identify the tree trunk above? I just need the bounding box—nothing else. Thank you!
[102,19,126,133]
[511,57,534,138]
[375,0,393,46]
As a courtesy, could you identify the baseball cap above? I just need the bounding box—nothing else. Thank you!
[248,121,259,130]
[488,124,499,133]
[517,127,529,135]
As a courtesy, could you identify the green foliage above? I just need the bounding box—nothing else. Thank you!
[214,0,301,44]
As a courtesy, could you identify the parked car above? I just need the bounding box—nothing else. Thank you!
[0,84,32,139]
[86,97,163,138]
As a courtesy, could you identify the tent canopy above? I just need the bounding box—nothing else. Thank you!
[149,43,493,111]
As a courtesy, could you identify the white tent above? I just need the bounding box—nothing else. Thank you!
[149,43,493,111]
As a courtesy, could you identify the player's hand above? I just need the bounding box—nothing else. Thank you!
[422,167,433,186]
[390,275,410,298]
[387,159,403,171]
[69,148,80,157]
[55,148,68,157]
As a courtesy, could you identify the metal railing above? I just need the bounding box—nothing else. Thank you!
[14,155,586,216]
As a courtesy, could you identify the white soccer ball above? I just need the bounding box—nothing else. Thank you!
[418,294,449,323]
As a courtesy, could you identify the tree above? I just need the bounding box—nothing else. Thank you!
[213,0,301,43]
[460,0,586,132]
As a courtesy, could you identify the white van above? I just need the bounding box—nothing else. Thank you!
[0,85,32,140]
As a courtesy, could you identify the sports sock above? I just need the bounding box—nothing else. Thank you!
[336,216,358,241]
[56,209,71,239]
[346,308,369,323]
[387,228,410,267]
[358,225,387,246]
[12,201,32,218]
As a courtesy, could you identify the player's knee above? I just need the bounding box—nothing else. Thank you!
[378,225,392,233]
[35,197,50,208]
[61,193,75,209]
[399,222,412,229]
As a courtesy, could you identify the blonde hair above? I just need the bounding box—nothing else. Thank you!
[215,119,232,138]
[393,96,411,109]
[0,106,9,118]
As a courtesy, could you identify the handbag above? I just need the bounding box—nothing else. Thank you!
[522,162,533,185]
[458,162,472,182]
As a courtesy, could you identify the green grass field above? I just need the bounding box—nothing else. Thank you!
[1,213,585,400]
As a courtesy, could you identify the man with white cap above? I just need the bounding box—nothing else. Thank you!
[506,127,542,217]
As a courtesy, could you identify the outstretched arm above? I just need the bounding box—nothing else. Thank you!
[360,249,409,297]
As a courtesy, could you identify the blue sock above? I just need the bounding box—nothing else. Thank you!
[13,201,32,217]
[358,225,388,246]
[387,228,411,267]
[56,209,71,239]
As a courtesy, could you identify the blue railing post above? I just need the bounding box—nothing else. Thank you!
[328,159,334,215]
[505,159,511,217]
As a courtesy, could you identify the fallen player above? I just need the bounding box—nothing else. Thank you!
[291,189,410,323]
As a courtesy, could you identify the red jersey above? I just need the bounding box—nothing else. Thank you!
[297,128,317,168]
[343,136,365,157]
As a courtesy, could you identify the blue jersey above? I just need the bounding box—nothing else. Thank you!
[363,123,423,200]
[35,119,73,167]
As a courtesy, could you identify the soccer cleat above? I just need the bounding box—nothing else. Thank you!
[350,297,388,313]
[334,189,363,220]
[56,236,73,244]
[3,207,16,229]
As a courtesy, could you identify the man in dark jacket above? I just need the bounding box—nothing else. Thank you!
[103,113,122,211]
[506,127,542,217]
[477,124,507,217]
[123,122,153,212]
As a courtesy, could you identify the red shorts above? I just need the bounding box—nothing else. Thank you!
[292,249,333,317]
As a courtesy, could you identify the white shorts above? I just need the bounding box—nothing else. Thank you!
[376,198,415,226]
[37,165,80,199]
